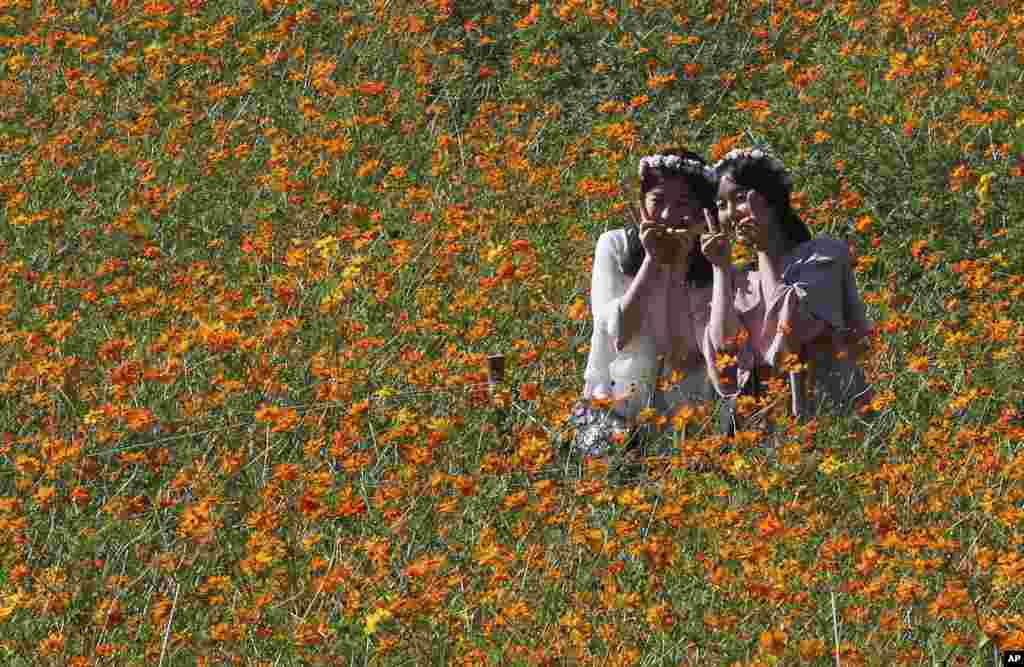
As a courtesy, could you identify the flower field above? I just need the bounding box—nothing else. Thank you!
[1,0,1023,664]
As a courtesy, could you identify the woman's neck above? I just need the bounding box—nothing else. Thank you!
[757,218,792,263]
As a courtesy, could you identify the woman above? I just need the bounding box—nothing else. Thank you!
[578,149,718,453]
[701,147,873,425]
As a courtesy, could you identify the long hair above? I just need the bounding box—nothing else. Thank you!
[621,148,714,287]
[712,152,811,251]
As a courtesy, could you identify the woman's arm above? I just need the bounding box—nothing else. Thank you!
[708,265,741,350]
[618,254,668,350]
[700,211,749,397]
[590,231,665,352]
[702,265,750,397]
[701,209,742,352]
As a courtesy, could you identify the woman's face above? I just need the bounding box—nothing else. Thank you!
[715,171,776,246]
[714,172,751,226]
[642,175,703,231]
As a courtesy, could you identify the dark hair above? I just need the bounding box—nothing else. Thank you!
[713,153,812,251]
[621,148,714,287]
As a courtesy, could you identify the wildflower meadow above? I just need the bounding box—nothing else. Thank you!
[1,0,1023,664]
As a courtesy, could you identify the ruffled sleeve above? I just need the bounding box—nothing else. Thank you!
[759,237,859,367]
[701,267,756,399]
[704,237,873,401]
[584,230,661,400]
[589,230,627,346]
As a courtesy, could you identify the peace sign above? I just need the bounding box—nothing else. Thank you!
[700,208,732,268]
[631,201,688,267]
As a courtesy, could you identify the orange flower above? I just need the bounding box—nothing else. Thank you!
[503,491,529,511]
[628,94,649,109]
[683,63,703,78]
[645,603,675,630]
[402,554,446,578]
[907,355,929,372]
[715,352,737,371]
[639,535,677,570]
[70,486,90,507]
[709,134,742,161]
[647,72,677,89]
[37,630,65,657]
[798,638,826,660]
[928,582,971,620]
[759,628,787,656]
[255,404,281,423]
[756,513,784,539]
[514,3,541,29]
[356,81,387,96]
[336,486,367,518]
[356,160,380,178]
[123,407,156,432]
[567,298,588,321]
[894,578,925,603]
[854,215,874,232]
[519,382,539,401]
[92,598,124,629]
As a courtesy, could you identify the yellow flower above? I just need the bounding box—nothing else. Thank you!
[759,628,788,656]
[907,355,929,373]
[373,386,398,399]
[364,607,392,635]
[818,454,844,475]
[482,243,506,263]
[567,298,588,322]
[728,455,749,475]
[714,352,737,371]
[0,592,21,621]
[636,407,657,424]
[975,172,995,205]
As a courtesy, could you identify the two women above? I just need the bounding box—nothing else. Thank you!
[582,146,872,444]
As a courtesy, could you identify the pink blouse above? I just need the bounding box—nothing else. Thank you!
[704,236,873,410]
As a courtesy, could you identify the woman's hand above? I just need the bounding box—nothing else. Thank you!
[635,204,692,267]
[700,208,732,268]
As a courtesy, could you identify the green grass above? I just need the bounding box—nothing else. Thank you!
[0,0,1022,664]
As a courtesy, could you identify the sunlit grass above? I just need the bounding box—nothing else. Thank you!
[0,0,1022,664]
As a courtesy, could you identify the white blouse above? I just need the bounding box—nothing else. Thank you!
[583,228,715,419]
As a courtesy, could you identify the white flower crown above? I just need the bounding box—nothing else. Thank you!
[712,147,793,189]
[638,154,712,179]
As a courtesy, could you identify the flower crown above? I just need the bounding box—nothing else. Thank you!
[712,147,793,189]
[638,154,712,180]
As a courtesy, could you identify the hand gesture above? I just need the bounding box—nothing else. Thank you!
[734,190,772,251]
[633,204,687,267]
[700,208,731,268]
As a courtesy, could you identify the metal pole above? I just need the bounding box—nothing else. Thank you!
[487,354,510,448]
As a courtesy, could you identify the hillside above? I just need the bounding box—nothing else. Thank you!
[0,0,1022,664]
